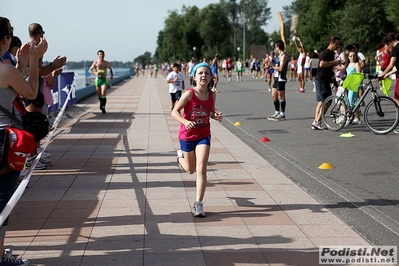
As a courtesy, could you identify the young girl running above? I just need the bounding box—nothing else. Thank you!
[171,63,223,217]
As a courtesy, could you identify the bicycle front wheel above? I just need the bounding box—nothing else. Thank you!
[322,95,347,131]
[364,96,399,135]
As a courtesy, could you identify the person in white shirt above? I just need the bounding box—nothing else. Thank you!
[166,63,185,111]
[295,37,306,93]
[304,52,311,81]
[187,58,195,84]
[236,58,243,81]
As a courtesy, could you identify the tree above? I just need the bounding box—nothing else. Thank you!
[292,0,395,56]
[134,52,152,66]
[198,3,232,59]
[153,0,274,63]
[385,0,399,31]
[239,0,271,46]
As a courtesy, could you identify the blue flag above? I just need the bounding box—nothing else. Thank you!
[48,72,77,113]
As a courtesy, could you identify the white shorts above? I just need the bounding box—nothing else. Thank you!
[297,66,303,74]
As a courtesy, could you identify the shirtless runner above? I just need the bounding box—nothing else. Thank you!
[89,50,114,113]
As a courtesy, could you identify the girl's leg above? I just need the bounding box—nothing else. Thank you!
[194,144,210,202]
[178,150,196,174]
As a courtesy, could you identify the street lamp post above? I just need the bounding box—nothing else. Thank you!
[237,47,240,60]
[193,47,196,62]
[243,4,245,64]
[270,41,274,53]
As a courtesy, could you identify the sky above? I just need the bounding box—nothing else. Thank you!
[2,0,293,62]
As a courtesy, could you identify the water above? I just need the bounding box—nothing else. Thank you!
[64,68,132,89]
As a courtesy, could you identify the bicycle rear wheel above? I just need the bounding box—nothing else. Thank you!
[322,95,347,131]
[364,96,399,135]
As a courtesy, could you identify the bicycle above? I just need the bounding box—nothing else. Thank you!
[321,74,399,135]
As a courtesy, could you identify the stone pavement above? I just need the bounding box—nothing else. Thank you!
[6,74,370,266]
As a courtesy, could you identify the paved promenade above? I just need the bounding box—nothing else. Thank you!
[8,74,370,265]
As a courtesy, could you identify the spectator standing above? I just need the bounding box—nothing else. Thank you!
[25,23,66,170]
[295,37,306,93]
[0,17,47,265]
[267,40,288,121]
[379,32,399,106]
[311,36,341,130]
[310,51,319,92]
[376,44,390,72]
[290,56,297,81]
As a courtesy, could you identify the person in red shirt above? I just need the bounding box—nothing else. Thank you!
[376,44,390,72]
[226,57,232,82]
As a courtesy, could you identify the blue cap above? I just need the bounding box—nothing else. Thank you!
[190,63,211,77]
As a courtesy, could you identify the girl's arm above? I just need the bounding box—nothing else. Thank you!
[355,63,361,73]
[171,90,195,129]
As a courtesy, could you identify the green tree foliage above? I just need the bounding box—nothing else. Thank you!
[198,3,232,59]
[240,0,271,46]
[154,0,272,63]
[288,0,395,59]
[385,0,399,32]
[134,52,152,66]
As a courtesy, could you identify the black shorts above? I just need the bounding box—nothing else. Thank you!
[170,91,182,103]
[311,68,318,77]
[315,80,332,102]
[272,77,286,91]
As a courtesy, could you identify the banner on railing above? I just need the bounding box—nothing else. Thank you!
[48,72,77,113]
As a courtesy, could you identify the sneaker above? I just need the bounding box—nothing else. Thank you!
[0,249,30,266]
[39,158,52,165]
[393,129,399,134]
[313,88,316,92]
[267,114,279,121]
[311,121,327,130]
[335,117,345,124]
[270,114,286,121]
[268,86,271,92]
[101,106,106,114]
[192,202,206,217]
[296,89,305,93]
[352,119,361,125]
[37,148,51,159]
[25,157,47,170]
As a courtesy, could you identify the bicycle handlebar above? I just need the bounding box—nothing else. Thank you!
[364,73,382,80]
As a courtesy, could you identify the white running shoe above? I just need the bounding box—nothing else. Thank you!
[192,202,206,217]
[1,248,30,266]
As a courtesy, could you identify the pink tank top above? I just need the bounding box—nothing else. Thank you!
[178,88,214,141]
